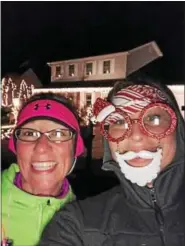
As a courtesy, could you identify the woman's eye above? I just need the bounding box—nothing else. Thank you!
[50,131,62,137]
[56,131,63,137]
[148,115,160,124]
[115,119,125,125]
[150,115,160,120]
[23,131,34,136]
[54,130,69,137]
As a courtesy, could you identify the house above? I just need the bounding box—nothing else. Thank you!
[48,41,162,82]
[34,41,164,109]
[33,41,184,117]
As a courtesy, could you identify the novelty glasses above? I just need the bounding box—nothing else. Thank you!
[101,103,177,142]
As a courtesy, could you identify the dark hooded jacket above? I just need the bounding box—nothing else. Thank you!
[40,81,185,246]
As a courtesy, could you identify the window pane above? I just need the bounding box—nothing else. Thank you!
[86,63,93,75]
[69,65,75,76]
[56,66,61,76]
[103,60,111,74]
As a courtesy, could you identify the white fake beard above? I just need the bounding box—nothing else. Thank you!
[114,148,162,187]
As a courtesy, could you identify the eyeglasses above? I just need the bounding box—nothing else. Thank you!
[14,128,74,142]
[101,102,177,142]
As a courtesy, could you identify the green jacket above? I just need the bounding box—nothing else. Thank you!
[2,163,75,246]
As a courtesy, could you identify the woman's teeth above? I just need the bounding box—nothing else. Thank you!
[32,162,56,171]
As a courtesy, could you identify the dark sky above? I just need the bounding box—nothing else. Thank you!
[2,2,185,82]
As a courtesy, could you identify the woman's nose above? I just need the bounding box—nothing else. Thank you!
[130,120,144,142]
[34,134,51,153]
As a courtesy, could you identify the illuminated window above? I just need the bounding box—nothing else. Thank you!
[103,60,111,74]
[86,93,92,106]
[86,63,93,75]
[56,66,61,77]
[103,60,110,73]
[69,64,75,76]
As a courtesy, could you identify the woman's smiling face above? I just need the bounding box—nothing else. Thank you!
[16,119,75,196]
[109,110,176,170]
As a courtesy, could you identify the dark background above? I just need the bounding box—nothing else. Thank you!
[2,2,185,83]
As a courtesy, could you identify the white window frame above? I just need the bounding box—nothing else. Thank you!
[103,60,111,74]
[68,64,75,77]
[85,62,93,76]
[55,65,61,77]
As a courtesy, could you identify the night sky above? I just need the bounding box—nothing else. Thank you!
[2,2,185,83]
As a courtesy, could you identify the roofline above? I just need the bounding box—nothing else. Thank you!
[128,41,163,57]
[47,51,128,66]
[47,41,163,66]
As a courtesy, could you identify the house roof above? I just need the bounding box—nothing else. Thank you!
[4,69,43,88]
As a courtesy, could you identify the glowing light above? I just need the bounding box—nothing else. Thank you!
[1,125,15,129]
[33,86,184,95]
[12,98,20,108]
[33,87,112,94]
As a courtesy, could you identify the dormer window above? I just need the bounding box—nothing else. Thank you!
[86,63,93,76]
[69,64,75,76]
[55,66,61,77]
[103,60,111,74]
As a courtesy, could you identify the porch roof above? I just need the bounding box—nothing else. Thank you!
[45,79,122,88]
[45,79,184,89]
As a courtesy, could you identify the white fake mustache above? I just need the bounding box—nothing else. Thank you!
[119,150,157,160]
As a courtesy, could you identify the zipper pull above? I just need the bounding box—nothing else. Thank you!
[150,188,157,204]
[150,188,164,226]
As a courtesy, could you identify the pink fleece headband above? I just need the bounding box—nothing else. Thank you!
[9,99,84,157]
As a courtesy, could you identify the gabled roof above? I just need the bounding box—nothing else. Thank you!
[5,69,43,88]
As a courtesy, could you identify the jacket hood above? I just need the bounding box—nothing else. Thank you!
[102,80,185,208]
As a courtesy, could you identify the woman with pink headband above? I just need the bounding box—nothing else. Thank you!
[40,79,185,246]
[2,92,84,246]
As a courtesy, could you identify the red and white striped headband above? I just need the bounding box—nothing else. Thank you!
[112,85,167,115]
[93,85,167,122]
